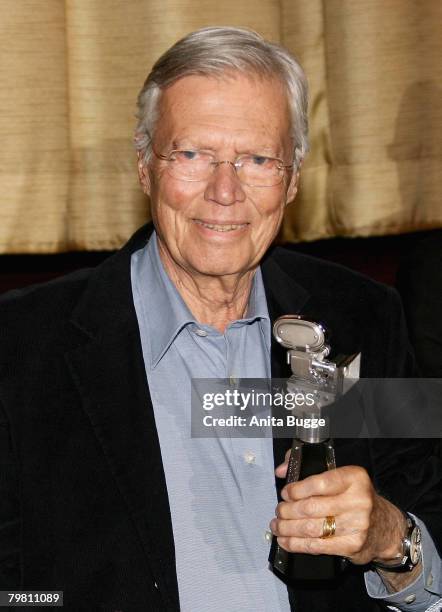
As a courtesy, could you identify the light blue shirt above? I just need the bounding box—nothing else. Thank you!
[131,231,441,612]
[364,514,441,611]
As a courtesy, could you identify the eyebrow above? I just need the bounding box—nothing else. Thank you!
[170,139,283,157]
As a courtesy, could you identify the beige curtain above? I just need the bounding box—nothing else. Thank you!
[1,0,441,253]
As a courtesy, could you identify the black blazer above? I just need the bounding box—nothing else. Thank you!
[397,230,442,377]
[1,224,441,612]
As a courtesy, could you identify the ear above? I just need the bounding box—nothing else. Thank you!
[285,169,299,206]
[137,151,151,196]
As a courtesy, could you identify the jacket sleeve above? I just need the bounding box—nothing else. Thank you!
[365,287,442,610]
[372,287,442,549]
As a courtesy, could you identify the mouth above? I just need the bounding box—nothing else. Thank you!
[193,219,249,233]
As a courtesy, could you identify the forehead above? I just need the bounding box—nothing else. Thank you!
[154,72,292,151]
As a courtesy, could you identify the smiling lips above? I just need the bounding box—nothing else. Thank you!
[193,219,249,232]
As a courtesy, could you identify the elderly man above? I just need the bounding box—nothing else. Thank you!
[0,27,441,612]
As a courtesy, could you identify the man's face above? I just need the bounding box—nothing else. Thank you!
[139,72,298,279]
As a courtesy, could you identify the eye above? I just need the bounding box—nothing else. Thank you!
[181,150,198,160]
[171,150,201,162]
[251,155,271,166]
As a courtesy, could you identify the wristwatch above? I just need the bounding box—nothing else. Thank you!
[371,514,422,573]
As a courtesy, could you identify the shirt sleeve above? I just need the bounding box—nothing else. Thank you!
[364,515,442,611]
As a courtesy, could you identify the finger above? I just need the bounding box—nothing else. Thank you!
[275,495,345,520]
[276,535,355,557]
[275,449,292,478]
[270,517,325,538]
[281,466,369,501]
[270,513,367,538]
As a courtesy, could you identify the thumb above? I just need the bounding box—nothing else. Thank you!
[275,448,291,479]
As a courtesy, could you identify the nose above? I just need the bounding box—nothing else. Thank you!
[204,161,246,206]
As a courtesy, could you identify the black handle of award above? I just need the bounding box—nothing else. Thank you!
[269,438,342,582]
[269,315,360,583]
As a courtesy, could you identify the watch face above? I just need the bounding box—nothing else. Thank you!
[410,526,422,565]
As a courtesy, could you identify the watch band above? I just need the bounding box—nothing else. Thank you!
[371,514,422,573]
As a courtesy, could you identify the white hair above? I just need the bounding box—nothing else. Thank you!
[134,26,309,167]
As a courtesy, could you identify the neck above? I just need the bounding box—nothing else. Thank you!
[157,241,256,333]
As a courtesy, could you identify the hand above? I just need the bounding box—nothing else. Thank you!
[270,454,407,566]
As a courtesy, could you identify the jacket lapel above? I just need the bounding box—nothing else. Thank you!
[64,225,180,611]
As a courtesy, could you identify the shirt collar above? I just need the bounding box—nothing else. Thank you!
[133,232,196,368]
[133,231,270,367]
[244,267,271,355]
[245,266,269,322]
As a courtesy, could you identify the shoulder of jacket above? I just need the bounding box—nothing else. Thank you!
[269,245,397,302]
[0,268,95,351]
[0,267,92,311]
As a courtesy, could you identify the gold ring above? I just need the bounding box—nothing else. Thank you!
[321,515,336,538]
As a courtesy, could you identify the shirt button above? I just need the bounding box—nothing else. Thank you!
[244,450,256,464]
[194,328,208,337]
[154,582,158,589]
[426,572,434,587]
[265,530,273,543]
[404,594,416,604]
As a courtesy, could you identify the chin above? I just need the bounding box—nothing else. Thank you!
[192,261,253,278]
[189,244,257,275]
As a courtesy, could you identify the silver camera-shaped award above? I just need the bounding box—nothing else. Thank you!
[274,315,361,442]
[269,315,361,582]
